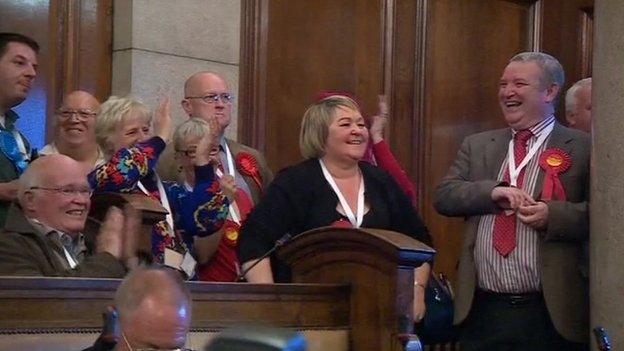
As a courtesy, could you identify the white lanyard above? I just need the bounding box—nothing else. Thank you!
[216,142,241,225]
[319,159,365,228]
[13,130,29,161]
[507,123,554,186]
[137,175,175,236]
[62,245,78,269]
[222,141,235,178]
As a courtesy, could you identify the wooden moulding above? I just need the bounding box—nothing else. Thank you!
[0,277,350,332]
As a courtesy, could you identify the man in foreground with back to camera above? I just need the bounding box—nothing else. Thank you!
[0,154,139,277]
[84,266,193,351]
[435,52,589,350]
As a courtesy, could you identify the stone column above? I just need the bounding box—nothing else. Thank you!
[591,0,624,349]
[112,0,241,139]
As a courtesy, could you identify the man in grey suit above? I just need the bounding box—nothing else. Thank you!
[434,52,589,350]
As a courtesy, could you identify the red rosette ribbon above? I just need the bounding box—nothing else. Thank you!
[235,152,263,192]
[539,148,571,201]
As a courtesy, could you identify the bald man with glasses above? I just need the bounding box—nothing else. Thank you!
[40,90,106,174]
[179,71,273,282]
[0,154,138,277]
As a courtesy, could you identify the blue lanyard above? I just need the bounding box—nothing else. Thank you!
[0,128,29,175]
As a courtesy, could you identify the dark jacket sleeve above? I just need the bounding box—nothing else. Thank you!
[0,232,126,278]
[237,166,302,264]
[363,162,432,248]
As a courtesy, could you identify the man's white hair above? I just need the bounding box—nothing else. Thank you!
[565,77,592,113]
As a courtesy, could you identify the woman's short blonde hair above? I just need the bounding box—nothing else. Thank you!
[96,96,151,156]
[173,118,211,151]
[299,95,360,159]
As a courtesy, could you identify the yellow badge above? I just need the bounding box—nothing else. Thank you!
[225,228,239,242]
[546,154,563,167]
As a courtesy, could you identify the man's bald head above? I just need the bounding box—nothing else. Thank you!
[115,267,192,350]
[183,71,228,97]
[181,71,232,132]
[62,90,100,110]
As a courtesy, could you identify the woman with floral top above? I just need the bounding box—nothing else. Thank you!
[88,96,228,275]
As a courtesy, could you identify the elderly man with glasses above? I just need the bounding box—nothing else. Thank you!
[0,153,138,277]
[40,90,106,174]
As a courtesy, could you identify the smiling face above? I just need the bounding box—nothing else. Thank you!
[498,61,559,130]
[0,42,37,111]
[323,106,369,163]
[56,91,100,148]
[22,155,91,236]
[107,109,151,153]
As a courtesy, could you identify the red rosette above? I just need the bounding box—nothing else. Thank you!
[235,152,263,192]
[538,148,571,201]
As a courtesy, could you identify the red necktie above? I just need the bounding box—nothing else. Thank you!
[492,130,533,257]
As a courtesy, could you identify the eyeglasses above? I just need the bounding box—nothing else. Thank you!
[29,186,93,198]
[57,109,98,120]
[175,147,197,158]
[121,331,195,351]
[185,93,233,104]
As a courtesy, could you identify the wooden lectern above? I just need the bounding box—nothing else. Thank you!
[279,227,435,351]
[0,227,434,351]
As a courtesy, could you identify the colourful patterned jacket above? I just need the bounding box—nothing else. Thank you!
[88,136,228,265]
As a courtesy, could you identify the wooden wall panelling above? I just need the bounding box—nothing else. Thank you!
[540,0,594,121]
[239,0,269,152]
[421,0,534,283]
[385,0,421,201]
[240,0,385,173]
[56,0,113,102]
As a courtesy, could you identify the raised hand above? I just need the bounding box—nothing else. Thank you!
[194,116,221,167]
[96,206,124,259]
[369,95,389,143]
[153,96,172,144]
[218,174,237,203]
[122,204,141,268]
